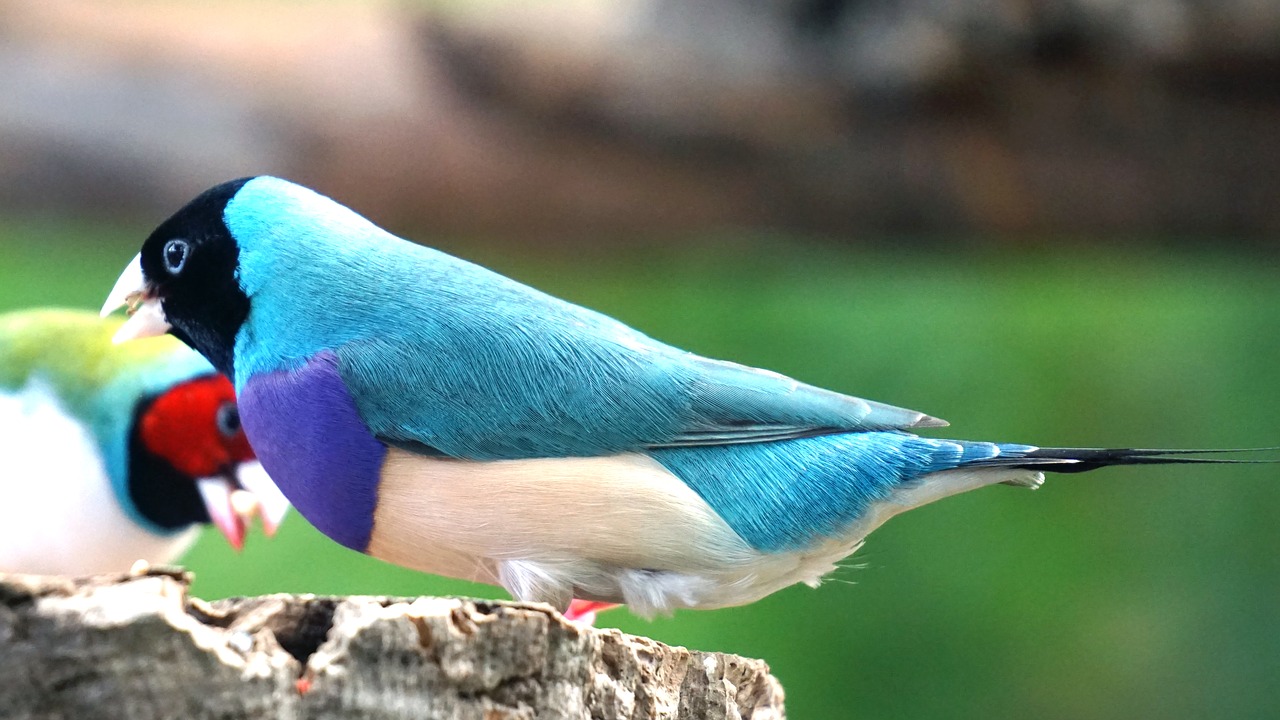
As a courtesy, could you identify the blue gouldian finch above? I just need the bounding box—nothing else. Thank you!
[101,177,1269,617]
[0,309,288,575]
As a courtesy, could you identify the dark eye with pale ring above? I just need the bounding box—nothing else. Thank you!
[163,239,190,274]
[215,402,241,438]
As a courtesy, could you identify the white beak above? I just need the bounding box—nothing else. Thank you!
[196,476,248,551]
[101,253,171,343]
[196,462,291,550]
[234,460,290,536]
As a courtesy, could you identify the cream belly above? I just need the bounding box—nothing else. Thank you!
[366,447,1043,617]
[0,381,198,575]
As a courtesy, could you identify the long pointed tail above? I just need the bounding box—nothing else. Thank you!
[986,446,1280,474]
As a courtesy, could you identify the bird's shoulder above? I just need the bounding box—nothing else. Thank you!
[241,243,942,458]
[328,317,941,459]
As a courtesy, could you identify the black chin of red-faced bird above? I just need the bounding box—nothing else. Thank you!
[126,394,211,530]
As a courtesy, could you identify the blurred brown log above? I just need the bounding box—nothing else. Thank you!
[0,569,784,720]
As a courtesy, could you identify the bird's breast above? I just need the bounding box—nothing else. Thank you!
[238,351,385,550]
[0,380,199,573]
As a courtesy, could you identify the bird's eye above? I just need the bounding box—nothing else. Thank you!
[163,239,190,274]
[215,402,241,438]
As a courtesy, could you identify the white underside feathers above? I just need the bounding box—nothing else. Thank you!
[0,381,198,574]
[368,448,1045,617]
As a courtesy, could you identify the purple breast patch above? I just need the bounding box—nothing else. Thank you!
[239,351,385,551]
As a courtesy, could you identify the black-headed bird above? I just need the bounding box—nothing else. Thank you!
[102,177,1271,618]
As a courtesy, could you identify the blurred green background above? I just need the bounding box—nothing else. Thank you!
[4,223,1278,719]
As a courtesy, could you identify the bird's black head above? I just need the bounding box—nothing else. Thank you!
[136,178,255,378]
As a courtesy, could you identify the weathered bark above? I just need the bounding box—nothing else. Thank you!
[0,569,784,720]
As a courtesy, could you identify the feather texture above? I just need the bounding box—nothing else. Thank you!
[118,176,1275,614]
[0,379,199,573]
[650,434,1027,551]
[238,351,387,551]
[225,177,941,461]
[365,445,1043,615]
[0,309,215,532]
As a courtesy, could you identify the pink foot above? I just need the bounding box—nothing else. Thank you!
[564,600,620,625]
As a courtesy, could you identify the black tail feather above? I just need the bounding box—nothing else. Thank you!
[1007,447,1280,474]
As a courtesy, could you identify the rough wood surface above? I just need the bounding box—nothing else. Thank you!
[0,569,784,720]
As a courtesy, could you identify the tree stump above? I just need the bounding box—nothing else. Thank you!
[0,569,784,719]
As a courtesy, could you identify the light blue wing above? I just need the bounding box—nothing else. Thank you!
[323,251,943,460]
[227,176,943,461]
[661,354,946,447]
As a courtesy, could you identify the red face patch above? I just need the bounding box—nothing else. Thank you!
[138,374,255,479]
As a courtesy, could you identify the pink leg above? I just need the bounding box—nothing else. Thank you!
[564,600,621,625]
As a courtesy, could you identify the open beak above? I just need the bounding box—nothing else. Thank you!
[101,253,171,343]
[196,462,290,550]
[196,476,248,551]
[233,460,290,537]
